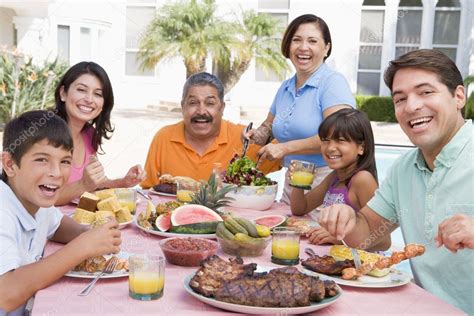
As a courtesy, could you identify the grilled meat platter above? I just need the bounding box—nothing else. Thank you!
[189,255,339,308]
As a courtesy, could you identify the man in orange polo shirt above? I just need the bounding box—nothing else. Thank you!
[140,72,279,189]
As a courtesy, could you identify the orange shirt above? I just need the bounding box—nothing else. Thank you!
[140,120,280,188]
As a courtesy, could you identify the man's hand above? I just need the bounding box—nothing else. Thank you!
[80,155,107,191]
[317,204,357,240]
[122,164,146,187]
[435,213,474,253]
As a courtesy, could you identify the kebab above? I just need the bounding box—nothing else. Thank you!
[340,243,425,280]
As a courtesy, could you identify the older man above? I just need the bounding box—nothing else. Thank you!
[140,72,279,188]
[317,49,473,314]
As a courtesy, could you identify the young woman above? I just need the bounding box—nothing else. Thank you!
[290,109,378,245]
[54,62,145,204]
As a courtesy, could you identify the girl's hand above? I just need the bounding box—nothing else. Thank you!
[122,164,146,187]
[81,155,107,191]
[77,219,122,258]
[307,227,341,245]
[317,204,357,240]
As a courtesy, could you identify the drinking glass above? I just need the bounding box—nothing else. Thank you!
[176,181,199,203]
[129,255,165,301]
[289,160,316,190]
[115,188,137,214]
[271,227,300,265]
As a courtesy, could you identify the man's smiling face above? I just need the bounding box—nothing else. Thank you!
[391,68,465,158]
[181,85,225,140]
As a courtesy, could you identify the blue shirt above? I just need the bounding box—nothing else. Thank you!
[0,180,63,316]
[368,121,474,314]
[270,63,355,167]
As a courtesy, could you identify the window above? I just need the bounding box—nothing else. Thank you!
[395,0,422,58]
[80,27,92,61]
[433,0,460,62]
[357,0,385,95]
[57,25,70,65]
[125,5,156,76]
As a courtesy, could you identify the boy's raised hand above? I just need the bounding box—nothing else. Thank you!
[77,218,122,258]
[81,155,107,191]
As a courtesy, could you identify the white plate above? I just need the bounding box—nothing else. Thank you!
[302,268,411,288]
[69,214,133,230]
[148,188,177,197]
[134,220,216,239]
[65,252,131,279]
[183,268,342,315]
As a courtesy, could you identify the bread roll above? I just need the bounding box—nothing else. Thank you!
[115,207,132,223]
[72,208,96,224]
[97,196,121,213]
[77,192,99,212]
[95,189,116,200]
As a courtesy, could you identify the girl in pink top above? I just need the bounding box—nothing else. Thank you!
[54,62,145,204]
[289,109,380,245]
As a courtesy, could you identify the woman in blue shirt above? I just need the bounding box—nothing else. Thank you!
[247,14,355,204]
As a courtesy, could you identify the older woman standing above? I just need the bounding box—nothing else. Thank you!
[247,14,355,204]
[54,62,145,204]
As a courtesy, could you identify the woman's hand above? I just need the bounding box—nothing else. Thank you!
[257,143,287,163]
[122,164,146,187]
[243,122,273,146]
[80,155,107,191]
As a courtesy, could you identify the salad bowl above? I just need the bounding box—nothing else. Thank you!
[222,155,278,211]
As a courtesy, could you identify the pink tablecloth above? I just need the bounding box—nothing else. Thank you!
[32,196,464,315]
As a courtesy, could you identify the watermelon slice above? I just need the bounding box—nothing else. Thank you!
[254,215,286,229]
[170,204,223,226]
[155,212,172,232]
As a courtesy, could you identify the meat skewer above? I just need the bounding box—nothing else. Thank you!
[341,243,425,280]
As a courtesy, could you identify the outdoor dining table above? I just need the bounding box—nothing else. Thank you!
[32,194,465,315]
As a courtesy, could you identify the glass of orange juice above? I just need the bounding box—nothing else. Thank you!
[129,254,165,301]
[271,227,300,265]
[289,160,316,190]
[176,181,199,203]
[115,188,137,214]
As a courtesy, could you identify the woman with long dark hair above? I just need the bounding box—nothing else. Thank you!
[54,61,145,204]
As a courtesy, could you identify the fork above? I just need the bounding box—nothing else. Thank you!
[78,256,119,296]
[241,122,253,158]
[341,239,362,269]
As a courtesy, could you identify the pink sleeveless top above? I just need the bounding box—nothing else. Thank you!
[322,174,359,212]
[68,127,96,183]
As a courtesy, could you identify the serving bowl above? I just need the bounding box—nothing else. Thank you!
[159,237,218,267]
[216,235,271,257]
[224,183,278,211]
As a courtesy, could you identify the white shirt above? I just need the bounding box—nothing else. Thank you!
[0,180,63,316]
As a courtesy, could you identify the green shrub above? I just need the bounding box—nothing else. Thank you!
[464,75,474,120]
[0,49,67,124]
[355,95,396,122]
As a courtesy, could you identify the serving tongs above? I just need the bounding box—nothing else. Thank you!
[241,122,253,158]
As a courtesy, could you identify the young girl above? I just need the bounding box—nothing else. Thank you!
[54,62,145,204]
[290,108,378,245]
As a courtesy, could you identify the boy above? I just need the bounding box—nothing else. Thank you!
[0,110,121,315]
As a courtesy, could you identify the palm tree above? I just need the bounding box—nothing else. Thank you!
[138,0,289,94]
[213,10,289,93]
[138,0,236,79]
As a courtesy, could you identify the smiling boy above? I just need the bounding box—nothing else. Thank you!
[0,110,121,315]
